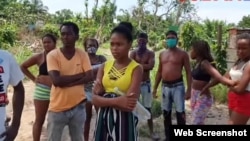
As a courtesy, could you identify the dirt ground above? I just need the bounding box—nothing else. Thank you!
[6,81,249,141]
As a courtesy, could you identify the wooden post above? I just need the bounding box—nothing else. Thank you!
[217,24,222,49]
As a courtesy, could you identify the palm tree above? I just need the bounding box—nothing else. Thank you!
[22,0,48,15]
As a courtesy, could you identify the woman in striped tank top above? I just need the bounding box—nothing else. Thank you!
[20,34,57,141]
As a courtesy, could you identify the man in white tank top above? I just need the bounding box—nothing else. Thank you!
[0,50,25,141]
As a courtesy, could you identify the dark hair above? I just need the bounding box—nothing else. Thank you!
[234,33,250,65]
[118,21,133,33]
[166,30,178,38]
[192,40,214,62]
[137,32,148,39]
[60,22,79,36]
[83,38,99,48]
[111,25,133,43]
[42,33,57,43]
[236,32,250,44]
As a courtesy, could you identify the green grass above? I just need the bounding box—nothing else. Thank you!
[8,43,38,81]
[211,84,229,103]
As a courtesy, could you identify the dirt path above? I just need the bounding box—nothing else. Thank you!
[6,81,247,141]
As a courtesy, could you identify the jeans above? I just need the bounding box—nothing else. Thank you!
[161,82,186,140]
[161,82,185,112]
[47,102,86,141]
[140,80,152,108]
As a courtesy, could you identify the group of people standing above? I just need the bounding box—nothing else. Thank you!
[0,20,250,141]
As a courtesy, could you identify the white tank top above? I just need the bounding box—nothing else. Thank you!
[229,61,250,91]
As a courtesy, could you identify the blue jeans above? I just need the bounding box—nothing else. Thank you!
[47,102,86,141]
[161,82,185,112]
[140,80,152,108]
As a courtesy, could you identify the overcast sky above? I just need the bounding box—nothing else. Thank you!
[42,0,250,24]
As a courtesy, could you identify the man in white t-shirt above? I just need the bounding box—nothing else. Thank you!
[0,50,25,141]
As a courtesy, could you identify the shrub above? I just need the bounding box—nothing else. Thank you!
[101,42,110,49]
[211,84,228,103]
[80,27,97,41]
[8,43,38,80]
[0,24,18,49]
[36,24,59,38]
[151,99,162,118]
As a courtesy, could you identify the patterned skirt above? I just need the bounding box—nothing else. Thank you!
[93,93,138,141]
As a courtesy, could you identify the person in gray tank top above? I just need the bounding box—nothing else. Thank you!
[83,38,106,141]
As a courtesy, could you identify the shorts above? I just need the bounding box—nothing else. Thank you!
[34,83,50,100]
[140,80,152,108]
[228,91,250,116]
[161,81,185,112]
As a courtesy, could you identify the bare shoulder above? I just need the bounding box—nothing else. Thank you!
[135,64,143,73]
[178,48,188,57]
[34,52,43,59]
[147,49,155,56]
[159,50,167,57]
[176,47,186,53]
[129,49,136,58]
[200,59,210,68]
[33,52,43,61]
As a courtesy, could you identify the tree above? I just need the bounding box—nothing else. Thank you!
[54,9,74,24]
[92,0,117,42]
[238,15,250,28]
[22,0,48,14]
